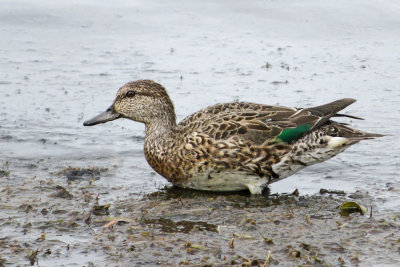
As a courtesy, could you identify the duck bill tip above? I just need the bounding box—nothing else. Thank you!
[83,106,121,126]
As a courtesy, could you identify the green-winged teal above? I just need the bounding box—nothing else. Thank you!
[84,80,383,194]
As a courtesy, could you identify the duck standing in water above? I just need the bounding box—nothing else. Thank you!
[84,80,382,194]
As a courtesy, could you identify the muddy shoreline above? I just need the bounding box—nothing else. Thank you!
[1,166,399,266]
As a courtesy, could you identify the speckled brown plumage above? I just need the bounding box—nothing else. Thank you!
[84,80,383,194]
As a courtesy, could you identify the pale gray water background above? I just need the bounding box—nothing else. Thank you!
[1,0,400,265]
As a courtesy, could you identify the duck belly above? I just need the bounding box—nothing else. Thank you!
[181,171,270,194]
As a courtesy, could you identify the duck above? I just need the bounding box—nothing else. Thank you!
[83,80,383,194]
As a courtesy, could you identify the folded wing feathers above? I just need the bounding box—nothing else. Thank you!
[182,99,365,143]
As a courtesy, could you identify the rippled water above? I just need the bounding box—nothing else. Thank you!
[1,0,399,205]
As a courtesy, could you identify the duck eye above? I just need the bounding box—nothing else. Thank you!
[126,90,136,98]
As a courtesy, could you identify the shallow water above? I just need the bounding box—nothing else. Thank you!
[1,0,400,265]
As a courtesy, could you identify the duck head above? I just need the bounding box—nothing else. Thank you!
[83,80,176,127]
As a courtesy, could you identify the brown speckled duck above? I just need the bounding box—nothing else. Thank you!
[84,80,382,194]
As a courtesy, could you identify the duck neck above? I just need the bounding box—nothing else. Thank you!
[145,114,177,140]
[145,125,174,143]
[142,101,179,178]
[144,114,179,160]
[143,117,179,179]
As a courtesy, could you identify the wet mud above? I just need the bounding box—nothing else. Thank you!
[1,168,399,266]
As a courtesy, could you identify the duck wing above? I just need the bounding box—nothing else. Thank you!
[179,98,357,144]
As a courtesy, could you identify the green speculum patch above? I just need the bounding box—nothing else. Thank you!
[276,123,312,143]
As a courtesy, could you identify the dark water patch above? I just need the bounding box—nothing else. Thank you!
[50,185,73,199]
[54,166,108,181]
[148,186,253,200]
[92,204,111,216]
[25,163,37,169]
[148,186,336,210]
